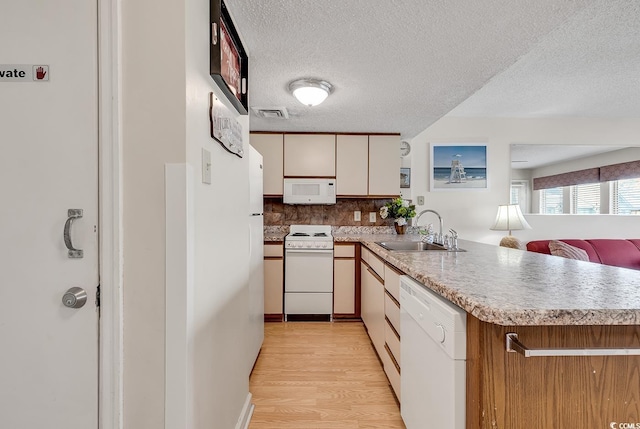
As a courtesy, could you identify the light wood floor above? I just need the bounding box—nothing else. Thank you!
[249,322,405,429]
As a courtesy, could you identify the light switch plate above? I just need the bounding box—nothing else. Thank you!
[417,196,425,205]
[369,212,376,222]
[202,148,212,184]
[354,211,361,221]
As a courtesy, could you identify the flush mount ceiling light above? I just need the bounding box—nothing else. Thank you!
[289,79,333,107]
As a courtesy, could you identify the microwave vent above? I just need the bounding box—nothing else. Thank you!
[251,107,289,119]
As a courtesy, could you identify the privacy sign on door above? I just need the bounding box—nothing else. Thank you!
[0,64,49,82]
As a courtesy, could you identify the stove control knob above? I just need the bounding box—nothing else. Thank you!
[315,242,321,248]
[321,242,327,248]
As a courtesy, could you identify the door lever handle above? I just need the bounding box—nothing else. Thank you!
[63,209,83,259]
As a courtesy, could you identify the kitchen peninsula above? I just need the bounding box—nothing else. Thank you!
[333,233,640,428]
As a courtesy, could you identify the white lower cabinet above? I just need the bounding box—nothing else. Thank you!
[360,249,404,400]
[334,243,357,316]
[264,243,284,318]
[383,263,403,399]
[360,260,385,358]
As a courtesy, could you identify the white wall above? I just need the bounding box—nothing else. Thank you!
[123,0,253,427]
[408,117,640,245]
[531,147,640,178]
[122,0,186,426]
[185,0,252,427]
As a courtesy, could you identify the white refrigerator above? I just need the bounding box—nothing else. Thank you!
[248,145,265,370]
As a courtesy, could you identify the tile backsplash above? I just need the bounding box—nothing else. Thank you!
[264,198,394,227]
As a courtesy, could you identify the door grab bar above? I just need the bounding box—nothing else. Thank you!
[506,333,640,357]
[63,209,84,259]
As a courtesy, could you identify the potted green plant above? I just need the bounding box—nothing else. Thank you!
[379,197,416,234]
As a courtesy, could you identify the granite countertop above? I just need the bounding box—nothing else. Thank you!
[334,233,640,327]
[264,231,286,242]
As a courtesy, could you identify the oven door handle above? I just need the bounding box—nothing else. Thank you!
[285,249,334,254]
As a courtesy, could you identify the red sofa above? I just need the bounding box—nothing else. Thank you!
[526,239,640,270]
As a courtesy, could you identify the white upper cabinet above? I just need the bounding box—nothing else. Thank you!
[369,135,400,196]
[336,135,369,196]
[284,134,336,177]
[252,132,399,197]
[250,133,284,195]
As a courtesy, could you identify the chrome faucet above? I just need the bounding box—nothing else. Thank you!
[448,228,459,251]
[416,209,444,245]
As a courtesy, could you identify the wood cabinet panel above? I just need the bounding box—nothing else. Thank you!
[336,134,368,196]
[250,133,284,195]
[368,135,400,196]
[264,258,283,315]
[284,134,336,177]
[334,259,356,314]
[466,315,640,428]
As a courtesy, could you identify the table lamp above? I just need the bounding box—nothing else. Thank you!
[490,204,532,249]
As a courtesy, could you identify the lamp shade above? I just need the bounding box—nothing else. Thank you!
[490,204,531,234]
[289,79,333,106]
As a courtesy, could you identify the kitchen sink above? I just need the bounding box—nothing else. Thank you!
[375,241,466,252]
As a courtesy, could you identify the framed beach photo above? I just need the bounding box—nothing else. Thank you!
[400,168,411,188]
[430,143,488,191]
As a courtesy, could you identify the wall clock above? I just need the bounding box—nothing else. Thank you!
[400,141,411,157]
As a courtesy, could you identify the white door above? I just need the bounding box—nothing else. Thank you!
[0,1,99,428]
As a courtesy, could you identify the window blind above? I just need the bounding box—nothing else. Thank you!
[611,178,640,214]
[539,187,563,214]
[571,183,600,214]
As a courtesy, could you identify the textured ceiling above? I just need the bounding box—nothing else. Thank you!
[511,144,625,169]
[449,0,640,118]
[226,0,599,139]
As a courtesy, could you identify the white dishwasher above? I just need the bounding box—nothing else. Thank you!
[400,275,467,429]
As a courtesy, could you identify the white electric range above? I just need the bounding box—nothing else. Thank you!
[284,225,334,320]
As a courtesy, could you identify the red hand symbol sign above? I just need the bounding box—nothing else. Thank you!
[36,67,47,80]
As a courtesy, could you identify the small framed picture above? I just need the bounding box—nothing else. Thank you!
[400,168,411,188]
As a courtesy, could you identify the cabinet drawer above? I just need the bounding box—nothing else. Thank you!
[334,243,355,258]
[264,243,284,257]
[385,291,400,333]
[361,246,370,264]
[384,264,402,302]
[367,251,385,280]
[382,343,401,401]
[385,320,400,364]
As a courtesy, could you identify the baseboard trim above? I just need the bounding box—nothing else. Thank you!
[235,393,254,429]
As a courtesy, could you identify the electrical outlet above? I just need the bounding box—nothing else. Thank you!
[417,195,425,205]
[354,211,361,221]
[369,212,376,222]
[202,148,212,184]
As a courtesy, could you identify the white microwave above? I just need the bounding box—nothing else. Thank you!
[283,178,336,205]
